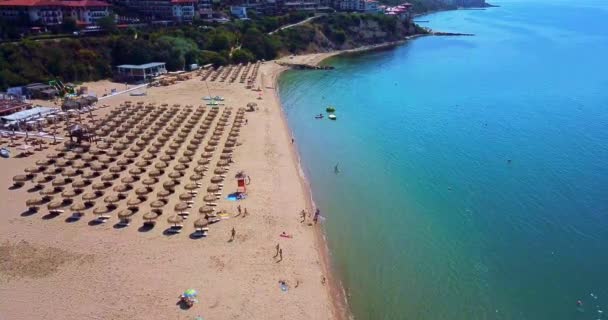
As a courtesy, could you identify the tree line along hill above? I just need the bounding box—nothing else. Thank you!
[0,12,431,90]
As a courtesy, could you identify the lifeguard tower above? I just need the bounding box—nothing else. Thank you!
[235,171,250,194]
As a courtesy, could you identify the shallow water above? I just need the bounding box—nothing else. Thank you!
[278,1,608,319]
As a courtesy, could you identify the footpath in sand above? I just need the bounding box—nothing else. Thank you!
[0,60,338,320]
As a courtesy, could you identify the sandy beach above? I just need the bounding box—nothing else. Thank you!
[0,57,347,319]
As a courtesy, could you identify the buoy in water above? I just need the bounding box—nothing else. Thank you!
[328,114,337,120]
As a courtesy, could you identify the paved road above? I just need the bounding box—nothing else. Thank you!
[268,14,325,35]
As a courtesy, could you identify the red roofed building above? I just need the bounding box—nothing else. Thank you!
[0,0,110,25]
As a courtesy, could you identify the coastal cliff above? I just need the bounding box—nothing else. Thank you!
[273,14,425,55]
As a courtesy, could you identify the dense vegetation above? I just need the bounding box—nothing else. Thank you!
[0,12,421,90]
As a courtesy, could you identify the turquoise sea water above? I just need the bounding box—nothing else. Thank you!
[278,1,608,319]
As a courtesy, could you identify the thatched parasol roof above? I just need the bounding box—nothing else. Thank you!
[129,167,145,175]
[150,200,167,208]
[168,171,183,179]
[26,197,45,207]
[203,194,217,202]
[174,202,189,212]
[155,162,169,169]
[135,187,152,195]
[173,164,188,172]
[127,196,147,206]
[194,218,209,229]
[61,188,81,198]
[52,177,72,186]
[101,173,119,181]
[179,193,193,201]
[199,206,214,214]
[157,189,172,198]
[163,180,178,189]
[104,194,123,204]
[113,184,133,193]
[25,166,45,174]
[210,176,224,183]
[92,182,111,190]
[142,178,158,185]
[82,191,104,200]
[117,209,135,219]
[167,215,183,225]
[47,200,65,210]
[143,211,160,221]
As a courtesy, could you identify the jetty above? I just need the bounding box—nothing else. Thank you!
[276,61,335,70]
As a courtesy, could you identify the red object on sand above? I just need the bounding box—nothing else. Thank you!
[237,177,246,193]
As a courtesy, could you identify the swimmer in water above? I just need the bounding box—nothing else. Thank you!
[334,163,339,174]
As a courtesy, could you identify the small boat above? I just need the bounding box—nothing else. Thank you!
[328,114,337,120]
[314,114,323,119]
[326,106,336,113]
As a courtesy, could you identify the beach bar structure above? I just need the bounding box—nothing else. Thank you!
[115,62,167,83]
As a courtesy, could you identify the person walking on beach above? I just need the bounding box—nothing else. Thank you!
[300,209,306,223]
[230,227,236,241]
[243,208,249,217]
[313,209,320,224]
[237,205,242,215]
[278,248,283,262]
[274,243,280,257]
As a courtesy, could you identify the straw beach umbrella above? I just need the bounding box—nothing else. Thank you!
[168,171,183,179]
[174,202,189,215]
[143,211,159,224]
[92,182,111,190]
[82,170,100,179]
[199,206,214,215]
[157,189,172,198]
[174,163,188,172]
[129,167,145,175]
[117,209,135,225]
[113,184,133,193]
[193,218,209,231]
[179,193,193,202]
[127,196,147,206]
[52,177,72,187]
[135,187,153,195]
[40,186,62,195]
[210,176,224,183]
[150,200,167,209]
[82,191,104,200]
[163,180,178,190]
[26,197,45,212]
[72,179,91,188]
[142,178,158,186]
[207,184,220,193]
[167,215,184,227]
[203,194,217,202]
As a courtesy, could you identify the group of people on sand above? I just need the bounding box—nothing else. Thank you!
[300,208,321,224]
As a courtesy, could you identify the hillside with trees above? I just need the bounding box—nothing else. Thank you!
[0,13,425,90]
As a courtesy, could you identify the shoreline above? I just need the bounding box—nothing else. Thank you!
[266,64,352,320]
[268,35,429,320]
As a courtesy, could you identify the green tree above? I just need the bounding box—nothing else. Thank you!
[231,48,254,63]
[97,15,117,33]
[62,17,78,33]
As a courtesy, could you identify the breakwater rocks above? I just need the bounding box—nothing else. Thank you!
[432,31,475,36]
[276,62,335,70]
